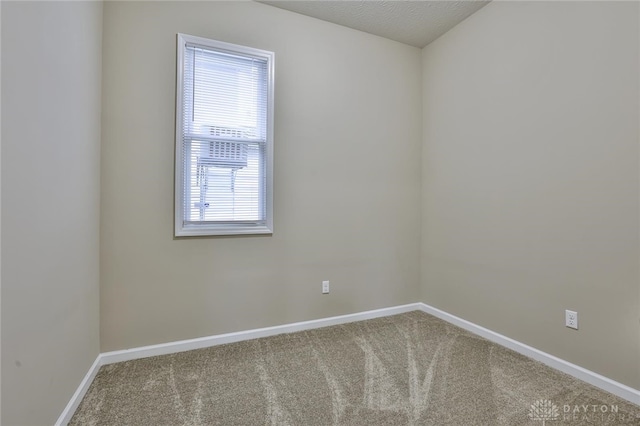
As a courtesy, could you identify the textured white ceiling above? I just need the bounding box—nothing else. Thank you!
[259,1,490,48]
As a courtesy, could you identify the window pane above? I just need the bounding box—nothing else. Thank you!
[184,140,265,223]
[184,46,268,141]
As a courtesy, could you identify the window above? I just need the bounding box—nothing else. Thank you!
[175,34,274,236]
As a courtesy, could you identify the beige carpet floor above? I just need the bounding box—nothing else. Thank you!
[70,311,640,425]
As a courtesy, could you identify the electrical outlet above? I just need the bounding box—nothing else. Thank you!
[322,280,330,294]
[565,310,578,329]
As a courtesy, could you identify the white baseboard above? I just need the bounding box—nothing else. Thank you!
[56,304,419,425]
[99,303,422,365]
[56,301,640,424]
[417,302,640,406]
[55,355,103,426]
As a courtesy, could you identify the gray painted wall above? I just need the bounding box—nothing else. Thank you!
[1,2,103,424]
[100,1,422,351]
[421,1,640,389]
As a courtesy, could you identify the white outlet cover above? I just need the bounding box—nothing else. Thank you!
[565,310,578,329]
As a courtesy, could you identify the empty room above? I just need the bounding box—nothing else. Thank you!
[1,0,639,425]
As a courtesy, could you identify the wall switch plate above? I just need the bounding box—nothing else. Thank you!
[565,310,578,329]
[322,280,330,294]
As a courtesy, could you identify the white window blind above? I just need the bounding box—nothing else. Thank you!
[175,34,274,236]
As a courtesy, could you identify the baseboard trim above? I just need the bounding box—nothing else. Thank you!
[417,302,640,406]
[56,304,421,425]
[55,355,103,426]
[56,301,640,424]
[99,303,422,365]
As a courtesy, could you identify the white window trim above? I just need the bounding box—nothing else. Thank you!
[174,33,274,237]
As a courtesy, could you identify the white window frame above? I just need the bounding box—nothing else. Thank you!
[175,33,274,237]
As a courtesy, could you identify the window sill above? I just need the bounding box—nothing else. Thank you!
[175,224,273,237]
